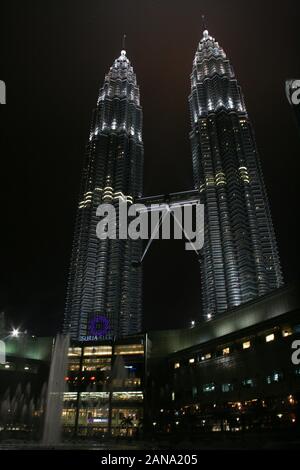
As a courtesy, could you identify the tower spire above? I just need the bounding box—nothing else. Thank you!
[122,33,126,52]
[201,14,207,32]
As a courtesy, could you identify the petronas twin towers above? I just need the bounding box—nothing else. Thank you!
[64,49,143,341]
[190,30,283,318]
[63,28,283,341]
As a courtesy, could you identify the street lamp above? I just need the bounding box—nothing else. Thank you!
[11,328,20,338]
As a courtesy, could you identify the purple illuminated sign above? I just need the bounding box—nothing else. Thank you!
[88,315,110,337]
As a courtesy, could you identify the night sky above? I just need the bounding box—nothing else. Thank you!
[0,0,300,336]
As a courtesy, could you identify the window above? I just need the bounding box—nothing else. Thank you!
[266,372,283,384]
[114,344,144,355]
[0,362,15,370]
[82,357,111,371]
[203,383,215,392]
[68,347,82,357]
[243,341,251,349]
[112,391,143,402]
[80,392,109,402]
[123,378,141,387]
[242,378,254,388]
[222,347,230,355]
[201,353,211,361]
[68,358,81,371]
[282,328,292,337]
[83,346,112,356]
[222,383,233,392]
[174,362,180,369]
[265,333,275,343]
[63,392,78,403]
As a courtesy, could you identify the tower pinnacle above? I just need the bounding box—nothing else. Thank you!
[201,14,210,40]
[122,33,126,54]
[201,14,206,31]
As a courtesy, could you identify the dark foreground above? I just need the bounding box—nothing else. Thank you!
[0,430,300,450]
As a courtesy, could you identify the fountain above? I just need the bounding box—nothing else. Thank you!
[0,389,10,430]
[42,333,70,446]
[108,354,128,435]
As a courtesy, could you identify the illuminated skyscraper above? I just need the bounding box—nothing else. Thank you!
[189,29,283,319]
[64,49,143,340]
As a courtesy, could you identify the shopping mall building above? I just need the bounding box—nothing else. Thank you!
[1,282,300,437]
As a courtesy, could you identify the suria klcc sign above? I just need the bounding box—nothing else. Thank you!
[79,314,110,341]
[285,79,300,127]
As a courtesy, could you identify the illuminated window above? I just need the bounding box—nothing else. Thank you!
[124,378,141,387]
[0,362,17,371]
[201,353,211,361]
[79,392,110,410]
[83,346,112,356]
[203,383,215,392]
[63,392,79,404]
[242,378,254,388]
[82,357,111,371]
[265,333,275,343]
[189,358,195,364]
[171,392,175,401]
[112,391,143,402]
[222,347,230,355]
[68,355,81,371]
[288,394,295,405]
[222,383,233,392]
[243,341,251,349]
[68,347,82,357]
[266,372,283,384]
[174,362,180,369]
[114,344,144,355]
[282,328,292,337]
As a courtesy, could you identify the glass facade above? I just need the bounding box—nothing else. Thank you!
[64,49,144,341]
[62,338,145,436]
[189,29,283,320]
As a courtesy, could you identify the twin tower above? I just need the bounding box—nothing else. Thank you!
[63,28,283,341]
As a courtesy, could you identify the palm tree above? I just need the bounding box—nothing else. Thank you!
[120,416,133,436]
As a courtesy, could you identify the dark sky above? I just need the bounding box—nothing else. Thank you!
[0,0,300,336]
